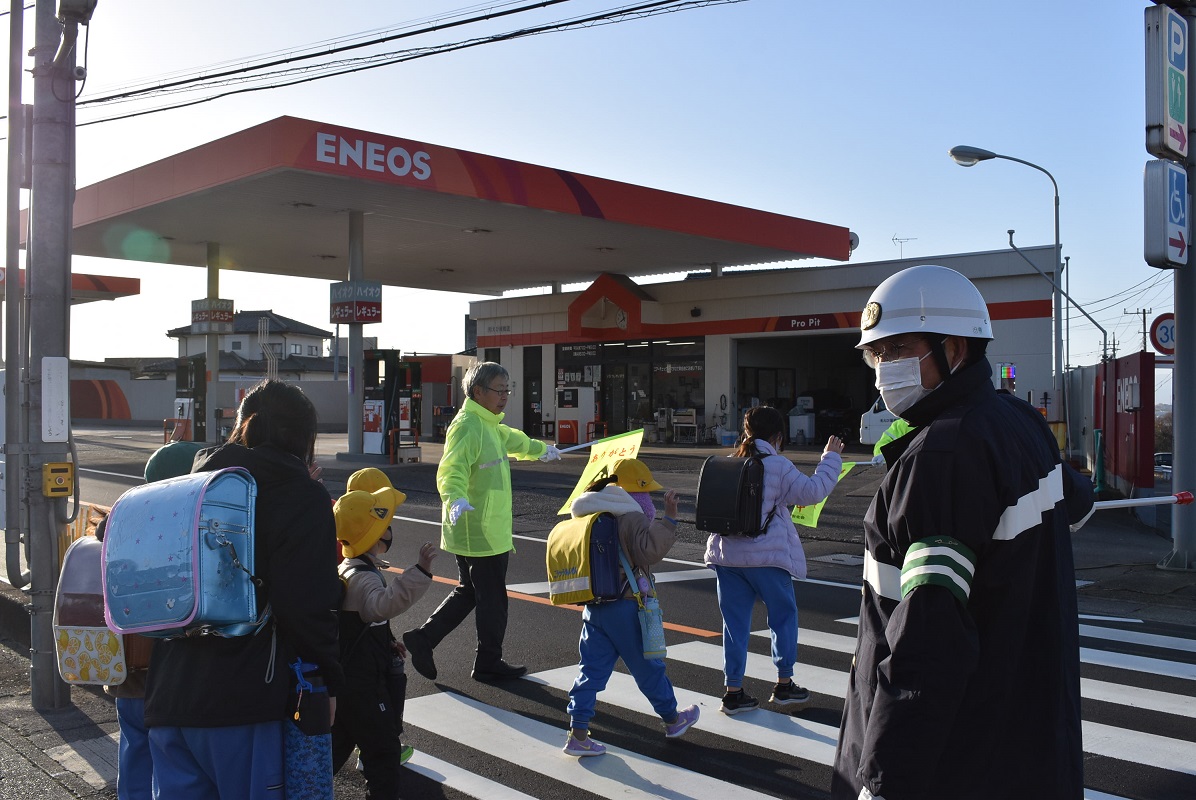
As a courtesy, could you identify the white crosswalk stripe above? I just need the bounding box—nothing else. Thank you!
[528,665,840,765]
[402,622,1196,800]
[403,692,779,799]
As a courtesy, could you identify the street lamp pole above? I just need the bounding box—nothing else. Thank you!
[949,146,1064,426]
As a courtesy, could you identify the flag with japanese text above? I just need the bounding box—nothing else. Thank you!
[556,429,645,515]
[791,461,856,528]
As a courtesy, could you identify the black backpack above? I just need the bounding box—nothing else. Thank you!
[695,451,777,537]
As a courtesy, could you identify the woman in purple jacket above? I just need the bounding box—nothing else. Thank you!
[704,406,843,715]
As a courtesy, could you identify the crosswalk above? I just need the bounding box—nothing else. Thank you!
[401,618,1196,800]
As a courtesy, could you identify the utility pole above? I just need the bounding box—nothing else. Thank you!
[1125,307,1153,351]
[27,0,96,711]
[1064,255,1071,370]
[4,0,27,595]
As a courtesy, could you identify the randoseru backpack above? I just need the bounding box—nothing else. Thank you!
[546,512,624,605]
[695,451,777,537]
[102,467,267,639]
[54,535,130,685]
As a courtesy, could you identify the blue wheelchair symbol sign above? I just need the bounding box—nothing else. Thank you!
[1170,166,1188,226]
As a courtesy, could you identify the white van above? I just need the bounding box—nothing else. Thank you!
[859,396,897,447]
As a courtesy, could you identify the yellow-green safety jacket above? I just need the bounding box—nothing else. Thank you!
[436,397,548,556]
[873,418,914,456]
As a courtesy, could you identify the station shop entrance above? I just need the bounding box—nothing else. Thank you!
[735,331,872,444]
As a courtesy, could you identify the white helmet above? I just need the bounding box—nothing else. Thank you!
[857,264,993,349]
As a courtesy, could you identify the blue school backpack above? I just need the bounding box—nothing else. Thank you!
[546,513,624,605]
[102,467,267,638]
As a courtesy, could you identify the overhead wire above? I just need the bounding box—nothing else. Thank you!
[80,1,543,95]
[74,0,746,128]
[77,0,580,106]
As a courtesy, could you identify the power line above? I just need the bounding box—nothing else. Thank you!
[1083,270,1170,315]
[73,0,746,128]
[77,0,581,107]
[0,3,33,19]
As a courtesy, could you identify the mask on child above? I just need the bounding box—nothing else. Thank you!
[875,352,935,418]
[630,492,657,522]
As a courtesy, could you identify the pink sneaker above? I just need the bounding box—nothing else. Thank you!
[664,704,700,738]
[562,732,607,757]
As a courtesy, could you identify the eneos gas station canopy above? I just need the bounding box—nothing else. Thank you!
[65,116,851,294]
[0,268,139,305]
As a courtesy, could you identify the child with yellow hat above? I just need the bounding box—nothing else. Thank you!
[560,458,699,756]
[330,468,437,797]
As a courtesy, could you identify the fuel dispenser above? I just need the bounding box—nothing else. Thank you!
[363,349,422,455]
[554,387,597,446]
[173,355,206,442]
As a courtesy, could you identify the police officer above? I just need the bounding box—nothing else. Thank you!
[832,265,1094,800]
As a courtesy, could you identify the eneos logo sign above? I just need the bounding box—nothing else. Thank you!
[315,132,431,181]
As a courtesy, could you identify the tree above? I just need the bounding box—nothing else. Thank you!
[1156,410,1173,454]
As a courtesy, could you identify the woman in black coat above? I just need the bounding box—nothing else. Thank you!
[144,380,344,800]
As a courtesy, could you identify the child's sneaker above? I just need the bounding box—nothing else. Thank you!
[399,744,415,765]
[664,704,700,738]
[720,688,759,715]
[562,732,607,757]
[770,680,811,707]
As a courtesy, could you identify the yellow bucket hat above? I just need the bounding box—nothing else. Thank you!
[611,458,664,492]
[335,487,405,558]
[347,467,407,503]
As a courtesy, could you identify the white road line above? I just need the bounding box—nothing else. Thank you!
[406,752,539,799]
[1081,676,1196,719]
[508,568,715,596]
[78,467,141,481]
[404,691,778,799]
[674,639,1196,721]
[531,663,1152,798]
[1079,614,1143,625]
[804,624,1196,681]
[528,665,840,767]
[1079,623,1196,653]
[667,641,849,705]
[1083,720,1196,776]
[667,641,1189,788]
[394,515,439,527]
[1080,646,1196,681]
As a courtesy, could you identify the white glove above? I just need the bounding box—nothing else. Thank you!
[539,444,562,462]
[448,498,474,526]
[870,453,885,467]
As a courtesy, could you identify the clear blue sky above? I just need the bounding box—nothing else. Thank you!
[3,1,1170,392]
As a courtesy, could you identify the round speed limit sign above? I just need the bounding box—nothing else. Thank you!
[1150,313,1176,355]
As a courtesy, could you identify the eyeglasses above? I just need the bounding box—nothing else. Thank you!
[861,338,926,367]
[483,385,512,397]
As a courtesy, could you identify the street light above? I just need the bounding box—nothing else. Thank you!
[948,145,1063,426]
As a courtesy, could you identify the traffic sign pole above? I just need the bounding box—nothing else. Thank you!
[1164,3,1196,571]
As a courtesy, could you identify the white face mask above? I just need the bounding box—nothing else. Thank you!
[875,352,934,417]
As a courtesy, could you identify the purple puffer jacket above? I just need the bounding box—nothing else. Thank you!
[703,439,842,579]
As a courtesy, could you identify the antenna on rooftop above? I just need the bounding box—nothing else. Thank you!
[892,234,917,259]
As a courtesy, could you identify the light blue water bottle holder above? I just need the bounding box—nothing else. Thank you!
[618,548,667,660]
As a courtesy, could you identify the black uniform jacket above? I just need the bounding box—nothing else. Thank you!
[144,443,344,727]
[832,358,1094,800]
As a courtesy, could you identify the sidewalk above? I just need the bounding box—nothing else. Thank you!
[0,433,1193,798]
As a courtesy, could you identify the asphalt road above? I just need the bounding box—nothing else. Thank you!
[41,428,1196,799]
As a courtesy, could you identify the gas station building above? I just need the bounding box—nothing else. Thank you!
[61,116,1055,451]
